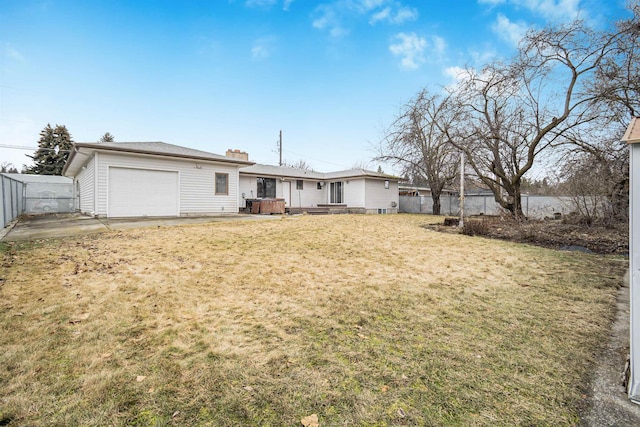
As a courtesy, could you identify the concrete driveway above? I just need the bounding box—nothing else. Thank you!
[0,213,280,241]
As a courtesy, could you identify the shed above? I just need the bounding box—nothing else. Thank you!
[623,116,640,403]
[62,142,253,218]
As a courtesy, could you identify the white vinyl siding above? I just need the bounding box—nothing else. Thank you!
[343,178,365,207]
[289,179,325,208]
[108,167,179,217]
[94,152,239,216]
[364,178,399,213]
[76,156,95,215]
[238,175,255,208]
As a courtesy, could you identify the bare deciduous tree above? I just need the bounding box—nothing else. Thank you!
[0,162,19,173]
[375,88,460,215]
[594,0,640,119]
[449,19,621,218]
[557,5,638,222]
[283,159,313,171]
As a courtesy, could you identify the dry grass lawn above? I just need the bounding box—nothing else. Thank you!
[0,214,626,426]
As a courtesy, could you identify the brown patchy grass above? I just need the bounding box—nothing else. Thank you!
[0,214,625,426]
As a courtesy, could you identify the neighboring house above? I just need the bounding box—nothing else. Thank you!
[398,183,458,197]
[239,160,400,214]
[62,142,253,217]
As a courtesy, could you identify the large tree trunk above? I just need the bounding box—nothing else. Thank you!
[432,194,442,216]
[494,189,525,219]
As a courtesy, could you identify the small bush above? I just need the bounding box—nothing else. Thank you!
[462,219,488,236]
[562,213,593,226]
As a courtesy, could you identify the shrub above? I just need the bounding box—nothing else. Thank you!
[462,219,488,236]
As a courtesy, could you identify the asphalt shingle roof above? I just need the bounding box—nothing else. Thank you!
[76,141,245,163]
[623,117,640,144]
[239,164,398,180]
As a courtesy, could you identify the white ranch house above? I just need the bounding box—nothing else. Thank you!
[62,142,399,218]
[239,163,399,215]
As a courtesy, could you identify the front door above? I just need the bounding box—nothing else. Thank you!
[283,180,291,206]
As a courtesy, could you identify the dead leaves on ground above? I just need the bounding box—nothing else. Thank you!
[301,413,319,427]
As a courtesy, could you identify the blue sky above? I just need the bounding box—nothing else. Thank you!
[0,0,630,172]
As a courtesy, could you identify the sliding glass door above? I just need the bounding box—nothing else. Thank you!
[330,182,343,204]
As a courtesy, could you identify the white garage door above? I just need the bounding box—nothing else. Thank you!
[108,167,179,217]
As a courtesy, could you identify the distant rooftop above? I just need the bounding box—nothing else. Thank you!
[1,173,72,184]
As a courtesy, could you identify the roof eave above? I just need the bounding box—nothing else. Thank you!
[74,143,254,165]
[63,143,254,177]
[622,117,640,144]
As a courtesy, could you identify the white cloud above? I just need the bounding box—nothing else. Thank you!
[389,33,448,70]
[469,47,498,66]
[251,37,276,60]
[245,0,277,7]
[480,0,584,22]
[369,5,417,24]
[283,0,294,10]
[369,6,391,23]
[431,35,447,58]
[312,4,351,39]
[492,13,529,46]
[520,0,582,21]
[313,1,418,38]
[478,0,506,5]
[444,66,468,82]
[244,0,295,11]
[443,66,484,93]
[3,43,25,63]
[389,32,427,70]
[358,0,387,11]
[392,6,418,23]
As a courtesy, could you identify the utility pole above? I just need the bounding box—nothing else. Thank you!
[279,130,283,167]
[459,151,465,228]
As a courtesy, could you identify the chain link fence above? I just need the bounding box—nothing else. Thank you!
[400,194,576,219]
[1,174,75,228]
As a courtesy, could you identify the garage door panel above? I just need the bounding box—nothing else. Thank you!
[109,167,178,217]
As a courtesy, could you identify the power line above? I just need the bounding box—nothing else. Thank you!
[0,144,38,150]
[281,147,361,170]
[0,144,71,152]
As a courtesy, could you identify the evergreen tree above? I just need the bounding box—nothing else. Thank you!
[27,124,74,175]
[98,132,115,143]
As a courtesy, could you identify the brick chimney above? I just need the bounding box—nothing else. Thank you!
[225,149,249,161]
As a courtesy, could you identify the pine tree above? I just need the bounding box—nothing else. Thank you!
[98,132,115,143]
[27,124,74,175]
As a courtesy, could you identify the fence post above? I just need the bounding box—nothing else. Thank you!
[1,176,5,228]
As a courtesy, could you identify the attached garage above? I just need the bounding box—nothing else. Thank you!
[108,167,179,217]
[62,141,253,218]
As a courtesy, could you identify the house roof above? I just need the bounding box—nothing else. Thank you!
[324,168,397,180]
[239,164,399,181]
[1,173,73,184]
[623,117,640,144]
[240,164,326,179]
[63,141,254,177]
